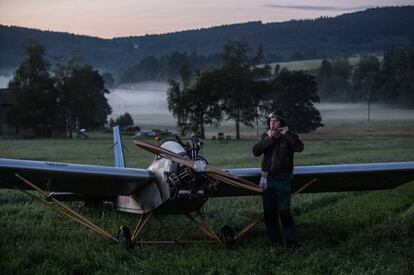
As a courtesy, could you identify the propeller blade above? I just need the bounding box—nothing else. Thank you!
[133,139,262,193]
[133,139,194,167]
[203,165,262,192]
[206,172,262,193]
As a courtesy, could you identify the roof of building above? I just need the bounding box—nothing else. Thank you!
[0,88,16,105]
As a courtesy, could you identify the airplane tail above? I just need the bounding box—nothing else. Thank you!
[113,126,126,168]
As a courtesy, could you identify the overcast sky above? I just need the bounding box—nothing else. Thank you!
[0,0,413,38]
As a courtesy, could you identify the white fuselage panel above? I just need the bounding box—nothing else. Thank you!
[115,140,186,214]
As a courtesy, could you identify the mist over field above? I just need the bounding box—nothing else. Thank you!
[106,82,414,138]
[3,75,414,136]
[0,74,11,88]
[106,82,176,129]
[106,82,170,116]
[316,103,414,121]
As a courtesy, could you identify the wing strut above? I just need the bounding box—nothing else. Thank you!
[131,212,153,243]
[120,180,318,247]
[14,174,119,244]
[128,210,225,246]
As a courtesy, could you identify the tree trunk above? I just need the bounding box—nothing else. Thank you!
[255,107,259,138]
[200,114,205,139]
[235,112,240,140]
[200,124,205,139]
[68,119,73,139]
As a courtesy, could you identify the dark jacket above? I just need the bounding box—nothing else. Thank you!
[252,131,304,179]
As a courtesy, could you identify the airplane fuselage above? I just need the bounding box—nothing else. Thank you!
[115,140,213,214]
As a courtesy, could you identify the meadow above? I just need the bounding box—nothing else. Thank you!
[267,55,384,74]
[1,104,414,274]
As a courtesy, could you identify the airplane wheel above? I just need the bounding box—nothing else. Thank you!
[219,225,236,248]
[117,225,133,249]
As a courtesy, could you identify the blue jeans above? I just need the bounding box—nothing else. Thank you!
[262,178,299,244]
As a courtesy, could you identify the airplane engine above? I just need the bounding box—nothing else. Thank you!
[118,138,217,214]
[160,139,217,200]
[167,155,213,199]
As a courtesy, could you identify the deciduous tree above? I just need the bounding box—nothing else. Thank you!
[115,112,134,128]
[218,40,270,139]
[58,59,112,137]
[265,70,323,133]
[7,42,59,136]
[167,68,222,138]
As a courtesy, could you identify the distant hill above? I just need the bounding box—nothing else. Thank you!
[1,6,413,73]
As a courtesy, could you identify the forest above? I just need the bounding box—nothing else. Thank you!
[1,6,413,72]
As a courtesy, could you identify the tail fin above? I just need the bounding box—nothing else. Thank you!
[113,126,126,168]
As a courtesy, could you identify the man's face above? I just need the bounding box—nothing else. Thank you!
[269,117,281,130]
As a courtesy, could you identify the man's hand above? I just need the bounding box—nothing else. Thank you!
[267,129,281,139]
[277,126,289,135]
[259,176,268,189]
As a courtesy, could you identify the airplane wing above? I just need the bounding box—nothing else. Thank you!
[213,162,414,197]
[0,158,153,197]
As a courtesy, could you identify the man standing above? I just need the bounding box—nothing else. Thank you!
[252,110,304,247]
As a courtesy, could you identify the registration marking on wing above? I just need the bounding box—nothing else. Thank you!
[45,162,69,167]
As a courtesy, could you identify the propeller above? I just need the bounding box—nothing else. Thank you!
[133,139,262,193]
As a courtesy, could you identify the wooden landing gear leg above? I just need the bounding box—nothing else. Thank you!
[14,174,119,244]
[236,213,265,239]
[186,211,225,246]
[128,211,219,245]
[129,212,153,246]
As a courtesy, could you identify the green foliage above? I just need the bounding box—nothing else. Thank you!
[7,42,60,136]
[58,60,112,131]
[114,112,134,128]
[317,58,353,101]
[2,7,414,73]
[5,9,414,116]
[380,48,414,105]
[108,117,116,128]
[316,49,414,106]
[351,55,382,101]
[167,79,186,134]
[119,51,222,83]
[264,70,323,133]
[218,40,271,139]
[168,41,322,136]
[7,43,112,137]
[167,69,223,138]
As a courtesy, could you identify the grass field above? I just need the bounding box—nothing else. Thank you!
[1,105,414,274]
[267,55,384,74]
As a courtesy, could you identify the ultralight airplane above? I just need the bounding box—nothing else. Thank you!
[1,126,414,248]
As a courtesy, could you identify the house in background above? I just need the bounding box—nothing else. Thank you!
[0,88,16,135]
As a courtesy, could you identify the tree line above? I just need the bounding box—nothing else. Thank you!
[119,51,221,83]
[118,49,321,84]
[7,42,111,137]
[317,48,414,106]
[167,41,323,139]
[108,112,134,129]
[2,6,413,72]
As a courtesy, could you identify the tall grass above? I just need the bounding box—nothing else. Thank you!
[1,131,413,274]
